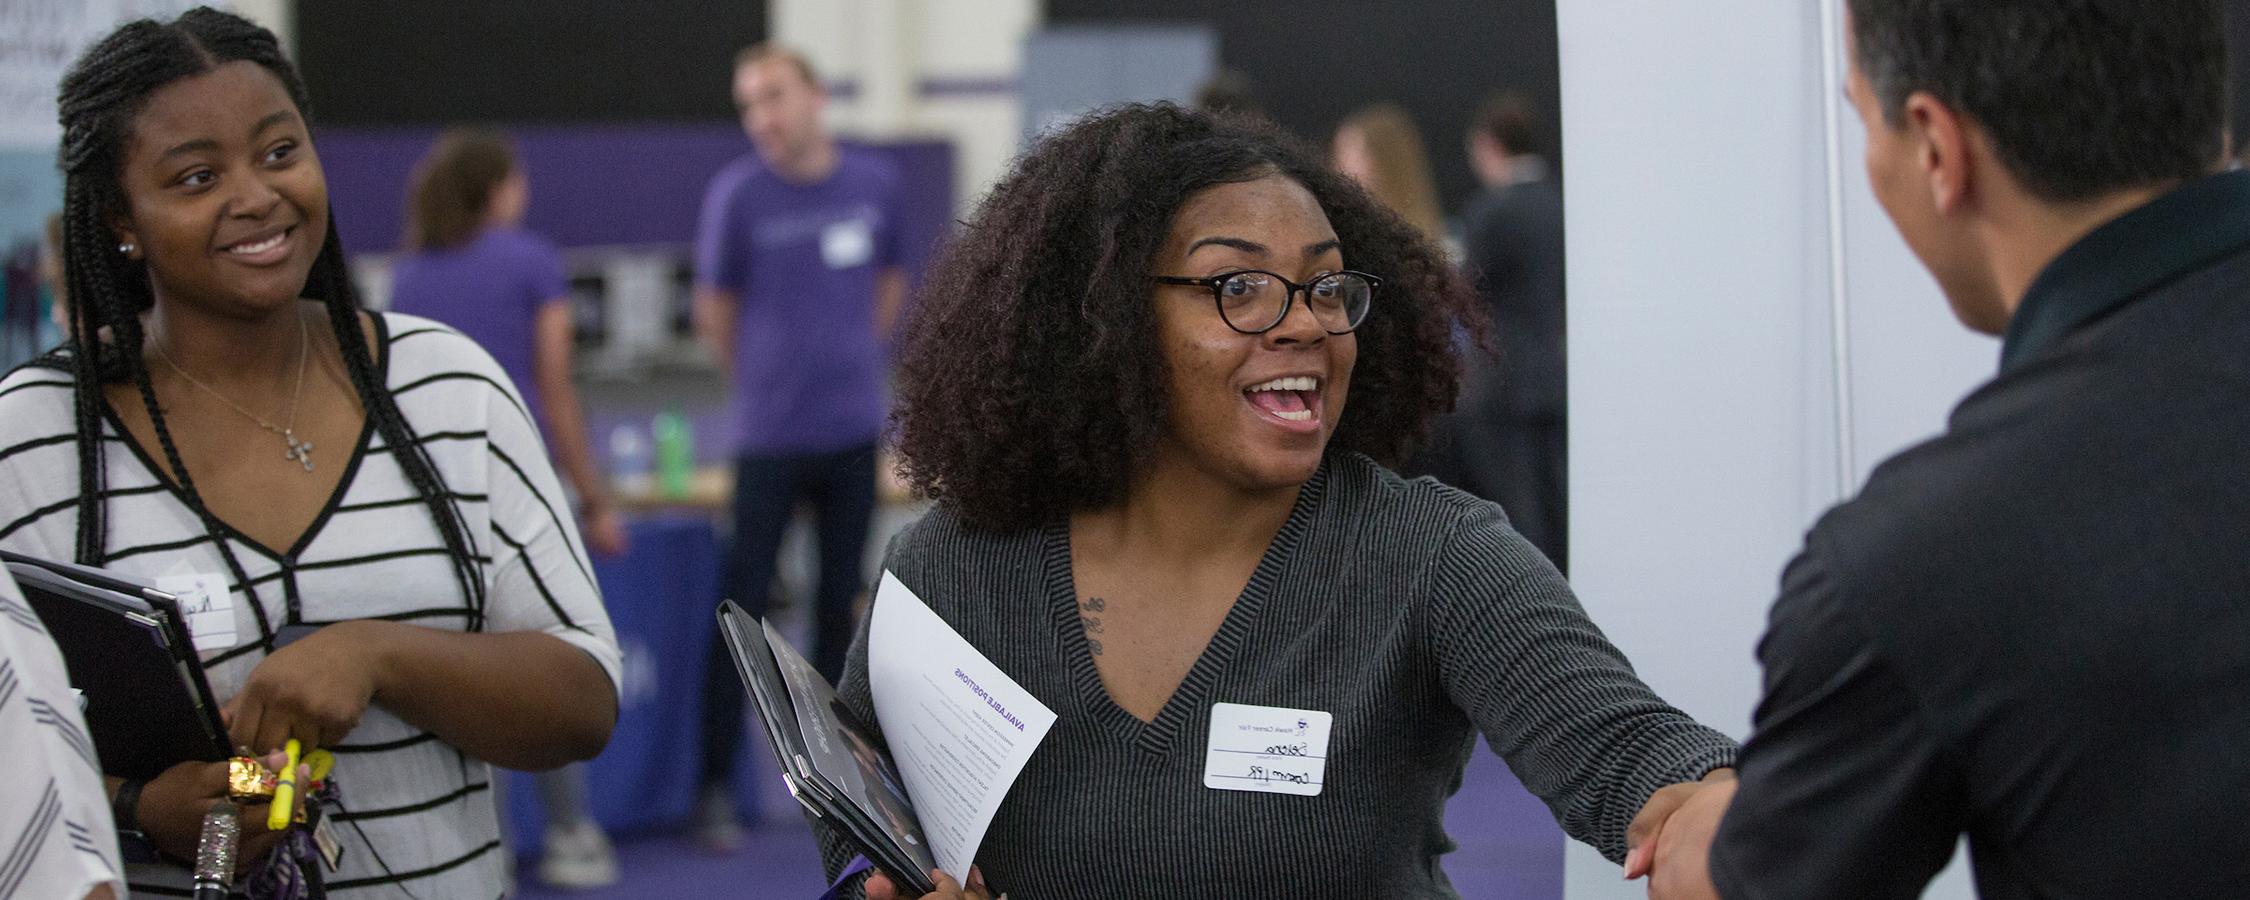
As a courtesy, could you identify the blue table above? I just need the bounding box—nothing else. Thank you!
[501,513,769,849]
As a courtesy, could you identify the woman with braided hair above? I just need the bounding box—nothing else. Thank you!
[0,8,619,895]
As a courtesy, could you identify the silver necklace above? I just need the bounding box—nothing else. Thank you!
[153,312,316,472]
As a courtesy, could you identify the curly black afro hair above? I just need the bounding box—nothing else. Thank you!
[890,103,1483,530]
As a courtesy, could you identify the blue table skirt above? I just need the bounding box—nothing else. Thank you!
[501,513,769,849]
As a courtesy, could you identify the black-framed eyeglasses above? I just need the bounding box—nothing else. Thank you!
[1153,269,1381,335]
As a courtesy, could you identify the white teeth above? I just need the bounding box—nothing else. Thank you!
[1246,376,1319,393]
[1273,409,1313,422]
[226,232,286,254]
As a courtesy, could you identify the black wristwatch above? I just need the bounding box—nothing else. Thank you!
[112,778,158,864]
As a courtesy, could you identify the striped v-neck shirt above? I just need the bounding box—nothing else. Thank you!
[0,312,622,898]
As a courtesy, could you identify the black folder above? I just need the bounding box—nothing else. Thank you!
[716,600,939,895]
[5,551,231,780]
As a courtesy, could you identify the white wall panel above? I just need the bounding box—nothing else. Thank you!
[773,0,1040,212]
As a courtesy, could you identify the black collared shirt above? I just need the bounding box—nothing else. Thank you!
[2003,170,2250,372]
[1711,171,2250,899]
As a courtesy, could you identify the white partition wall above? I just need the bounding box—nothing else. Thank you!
[774,0,1043,214]
[1558,2,1986,897]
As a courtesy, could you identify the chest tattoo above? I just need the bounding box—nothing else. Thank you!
[1079,595,1106,655]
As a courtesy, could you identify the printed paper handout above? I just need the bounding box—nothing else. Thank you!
[718,571,1055,892]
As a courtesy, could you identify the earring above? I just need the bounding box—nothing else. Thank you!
[118,242,136,255]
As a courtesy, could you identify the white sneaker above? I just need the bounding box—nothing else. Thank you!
[693,786,746,854]
[538,820,619,890]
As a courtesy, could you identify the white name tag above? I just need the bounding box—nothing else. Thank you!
[820,219,874,270]
[157,570,236,653]
[1203,702,1331,796]
[313,815,344,872]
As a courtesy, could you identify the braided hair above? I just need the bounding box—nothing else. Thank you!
[50,7,489,641]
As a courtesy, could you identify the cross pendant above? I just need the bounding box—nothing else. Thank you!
[284,432,315,472]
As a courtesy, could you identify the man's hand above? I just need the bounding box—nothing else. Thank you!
[1623,769,1734,887]
[1627,771,1738,900]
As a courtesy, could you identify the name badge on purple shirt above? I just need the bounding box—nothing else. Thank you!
[821,219,874,270]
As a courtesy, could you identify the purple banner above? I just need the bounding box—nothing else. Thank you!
[315,122,953,274]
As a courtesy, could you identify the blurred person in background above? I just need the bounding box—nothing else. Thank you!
[1331,103,1448,249]
[1438,91,1568,571]
[0,213,68,371]
[690,41,908,851]
[45,212,71,335]
[1194,69,1266,121]
[387,127,623,889]
[3,217,55,368]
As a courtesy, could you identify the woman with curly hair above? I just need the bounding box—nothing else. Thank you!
[830,104,1735,899]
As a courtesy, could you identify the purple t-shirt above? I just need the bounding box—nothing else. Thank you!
[388,227,566,421]
[694,147,901,454]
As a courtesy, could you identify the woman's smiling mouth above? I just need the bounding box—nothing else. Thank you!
[1245,375,1323,427]
[218,225,294,264]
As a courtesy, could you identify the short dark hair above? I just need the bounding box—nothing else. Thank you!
[1473,91,1543,158]
[1847,0,2227,202]
[890,104,1481,530]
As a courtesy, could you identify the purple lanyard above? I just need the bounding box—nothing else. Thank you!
[816,855,875,900]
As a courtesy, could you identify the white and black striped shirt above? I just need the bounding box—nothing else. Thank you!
[0,572,124,900]
[0,313,623,898]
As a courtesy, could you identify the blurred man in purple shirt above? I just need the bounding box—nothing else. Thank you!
[689,42,907,851]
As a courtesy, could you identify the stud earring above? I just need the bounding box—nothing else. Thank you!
[118,242,136,255]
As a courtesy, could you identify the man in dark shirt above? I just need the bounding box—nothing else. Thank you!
[1441,91,1568,570]
[1640,1,2249,897]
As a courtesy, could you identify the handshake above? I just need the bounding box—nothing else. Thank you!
[1622,768,1737,900]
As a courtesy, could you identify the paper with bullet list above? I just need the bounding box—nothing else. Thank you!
[866,571,1057,885]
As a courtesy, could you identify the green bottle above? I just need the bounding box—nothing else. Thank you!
[653,410,694,498]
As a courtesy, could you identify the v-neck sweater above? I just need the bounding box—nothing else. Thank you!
[824,452,1736,897]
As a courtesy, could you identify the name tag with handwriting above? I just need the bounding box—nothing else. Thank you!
[157,569,236,654]
[1203,702,1332,796]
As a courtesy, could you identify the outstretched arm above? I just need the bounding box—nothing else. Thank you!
[1428,504,1739,863]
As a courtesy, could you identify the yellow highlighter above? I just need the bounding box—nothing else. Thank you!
[268,738,302,831]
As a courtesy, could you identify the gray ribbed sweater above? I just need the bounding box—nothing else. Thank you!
[821,452,1736,898]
